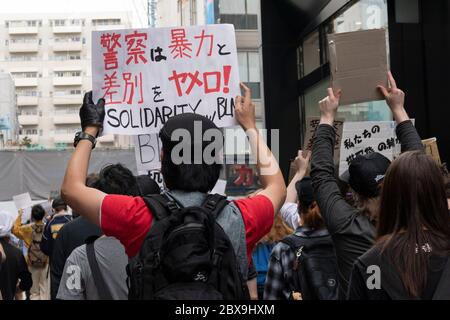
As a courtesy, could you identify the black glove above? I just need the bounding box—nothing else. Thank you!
[79,91,105,132]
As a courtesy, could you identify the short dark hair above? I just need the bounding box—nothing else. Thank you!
[31,204,45,221]
[52,196,67,212]
[161,159,221,193]
[159,113,222,193]
[136,174,161,196]
[93,163,139,196]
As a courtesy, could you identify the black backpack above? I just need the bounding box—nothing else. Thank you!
[281,230,338,300]
[127,193,249,300]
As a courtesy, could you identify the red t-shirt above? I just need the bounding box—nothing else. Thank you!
[100,194,274,262]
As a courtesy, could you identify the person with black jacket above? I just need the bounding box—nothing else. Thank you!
[310,71,424,298]
[347,151,450,299]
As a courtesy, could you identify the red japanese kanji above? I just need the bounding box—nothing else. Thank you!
[100,33,122,51]
[194,30,214,57]
[123,72,144,104]
[101,72,121,105]
[125,31,148,65]
[100,33,121,70]
[169,28,192,59]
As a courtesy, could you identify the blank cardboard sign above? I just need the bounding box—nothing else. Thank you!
[328,29,388,105]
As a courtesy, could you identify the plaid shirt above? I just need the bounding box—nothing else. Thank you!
[263,241,296,300]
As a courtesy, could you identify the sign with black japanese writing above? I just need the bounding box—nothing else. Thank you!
[303,117,344,164]
[92,24,240,135]
[339,121,404,175]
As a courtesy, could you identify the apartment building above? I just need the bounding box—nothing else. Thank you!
[0,73,18,148]
[0,12,134,149]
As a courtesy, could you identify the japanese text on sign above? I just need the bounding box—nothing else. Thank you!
[339,121,407,175]
[92,24,240,135]
[303,117,344,164]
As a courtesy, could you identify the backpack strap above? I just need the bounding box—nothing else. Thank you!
[202,193,229,219]
[432,257,450,300]
[142,194,180,221]
[86,240,113,300]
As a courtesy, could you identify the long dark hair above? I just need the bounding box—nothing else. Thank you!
[377,151,450,298]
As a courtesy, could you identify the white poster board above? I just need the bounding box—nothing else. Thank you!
[92,24,240,135]
[134,134,162,172]
[339,121,404,175]
[13,192,33,224]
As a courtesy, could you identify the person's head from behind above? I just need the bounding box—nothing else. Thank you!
[340,152,391,222]
[136,174,161,196]
[159,113,222,193]
[52,196,67,214]
[92,164,139,196]
[31,204,45,222]
[377,151,450,297]
[296,177,325,230]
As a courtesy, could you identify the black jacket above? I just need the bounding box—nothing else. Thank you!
[347,246,450,300]
[0,238,32,300]
[310,120,423,298]
[50,216,102,299]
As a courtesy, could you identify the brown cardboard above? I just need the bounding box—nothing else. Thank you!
[328,29,388,105]
[422,137,441,165]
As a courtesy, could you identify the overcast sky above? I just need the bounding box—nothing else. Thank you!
[0,0,149,27]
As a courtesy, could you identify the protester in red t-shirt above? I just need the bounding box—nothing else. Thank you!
[61,83,286,270]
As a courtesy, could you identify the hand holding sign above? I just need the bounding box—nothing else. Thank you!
[235,83,256,131]
[319,88,342,126]
[377,71,409,123]
[80,91,106,132]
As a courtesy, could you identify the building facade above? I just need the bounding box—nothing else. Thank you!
[0,73,18,148]
[0,12,134,149]
[261,0,450,178]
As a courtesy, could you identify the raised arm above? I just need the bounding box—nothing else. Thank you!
[286,150,310,203]
[235,83,286,213]
[377,71,423,152]
[12,210,30,243]
[310,89,359,232]
[61,92,106,226]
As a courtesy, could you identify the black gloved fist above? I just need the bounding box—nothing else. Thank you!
[79,91,105,132]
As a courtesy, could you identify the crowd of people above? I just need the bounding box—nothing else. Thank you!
[0,74,449,300]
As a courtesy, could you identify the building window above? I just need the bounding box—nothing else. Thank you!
[299,30,321,77]
[54,71,81,77]
[178,0,197,26]
[52,52,81,61]
[92,19,121,26]
[217,0,259,30]
[299,0,391,125]
[332,0,388,34]
[238,51,261,99]
[11,72,38,78]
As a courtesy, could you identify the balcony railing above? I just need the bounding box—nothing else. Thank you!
[53,93,83,105]
[17,95,39,106]
[53,76,82,86]
[18,114,39,125]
